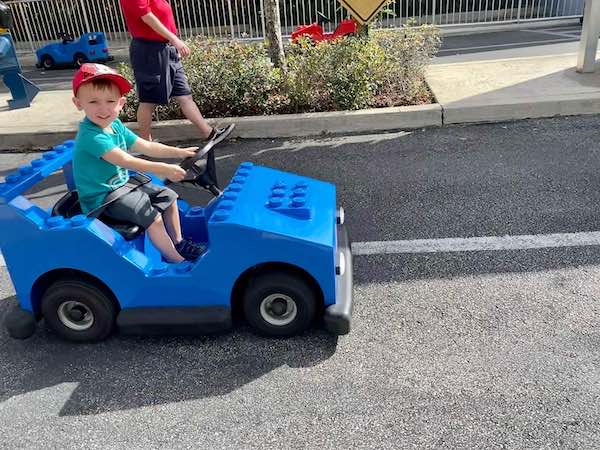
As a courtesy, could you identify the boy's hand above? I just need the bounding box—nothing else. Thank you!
[176,147,198,158]
[160,163,187,182]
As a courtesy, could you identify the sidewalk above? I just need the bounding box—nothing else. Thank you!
[1,51,600,150]
[426,52,600,123]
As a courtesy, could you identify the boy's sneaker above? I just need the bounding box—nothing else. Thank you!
[175,239,206,261]
[207,124,235,146]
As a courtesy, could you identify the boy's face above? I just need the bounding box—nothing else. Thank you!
[72,82,125,129]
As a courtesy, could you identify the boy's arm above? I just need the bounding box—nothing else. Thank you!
[102,148,187,182]
[131,137,197,160]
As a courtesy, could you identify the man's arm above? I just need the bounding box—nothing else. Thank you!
[131,137,197,159]
[141,13,190,57]
[102,148,186,182]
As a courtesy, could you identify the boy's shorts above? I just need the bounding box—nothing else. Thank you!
[130,38,192,105]
[102,183,178,229]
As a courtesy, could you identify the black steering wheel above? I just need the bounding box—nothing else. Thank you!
[59,32,74,43]
[173,139,221,196]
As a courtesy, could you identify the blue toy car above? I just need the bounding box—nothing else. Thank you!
[0,140,353,342]
[35,32,113,70]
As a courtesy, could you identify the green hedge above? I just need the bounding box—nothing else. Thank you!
[118,24,440,122]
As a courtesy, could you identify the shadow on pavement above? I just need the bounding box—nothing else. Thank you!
[0,295,338,416]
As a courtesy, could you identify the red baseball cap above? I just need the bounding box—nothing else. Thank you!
[72,63,132,96]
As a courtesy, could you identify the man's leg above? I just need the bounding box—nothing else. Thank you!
[137,102,156,141]
[170,55,234,143]
[174,95,212,139]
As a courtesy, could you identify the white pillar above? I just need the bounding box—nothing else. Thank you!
[577,0,600,73]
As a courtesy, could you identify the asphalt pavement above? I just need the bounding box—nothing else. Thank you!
[1,115,600,448]
[435,24,584,63]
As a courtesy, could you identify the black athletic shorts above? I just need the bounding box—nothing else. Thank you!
[130,38,192,105]
[102,183,178,229]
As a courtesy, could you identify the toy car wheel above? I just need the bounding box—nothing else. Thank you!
[243,272,317,337]
[41,279,117,342]
[40,55,54,70]
[74,53,88,67]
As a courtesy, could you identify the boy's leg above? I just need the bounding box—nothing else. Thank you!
[162,201,183,244]
[147,215,184,263]
[137,103,156,141]
[142,184,206,259]
[103,188,185,263]
[138,184,181,243]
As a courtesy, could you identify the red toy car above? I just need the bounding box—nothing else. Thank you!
[291,12,357,43]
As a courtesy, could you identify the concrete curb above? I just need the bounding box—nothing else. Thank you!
[2,125,80,151]
[442,95,600,124]
[5,95,600,150]
[1,104,443,150]
[147,104,442,141]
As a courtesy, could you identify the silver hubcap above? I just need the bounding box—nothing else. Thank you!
[259,293,297,326]
[57,301,94,331]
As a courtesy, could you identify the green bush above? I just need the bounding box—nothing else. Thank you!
[373,25,441,106]
[118,24,440,122]
[117,39,283,121]
[284,36,386,112]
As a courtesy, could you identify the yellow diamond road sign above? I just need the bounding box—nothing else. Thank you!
[337,0,389,25]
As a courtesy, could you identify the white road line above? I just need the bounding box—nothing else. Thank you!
[524,29,581,38]
[253,131,411,156]
[215,154,236,161]
[351,231,600,256]
[3,232,600,269]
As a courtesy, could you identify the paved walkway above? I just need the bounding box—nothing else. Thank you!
[426,52,600,123]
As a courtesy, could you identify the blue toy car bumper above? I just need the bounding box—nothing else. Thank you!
[324,223,353,335]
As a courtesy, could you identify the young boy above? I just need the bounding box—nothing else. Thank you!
[72,63,202,263]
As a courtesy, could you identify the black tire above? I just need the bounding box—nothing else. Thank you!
[243,272,317,337]
[40,55,54,70]
[41,279,117,342]
[74,53,88,67]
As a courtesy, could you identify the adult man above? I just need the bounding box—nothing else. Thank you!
[119,0,234,143]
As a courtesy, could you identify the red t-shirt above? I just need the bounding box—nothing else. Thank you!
[119,0,178,42]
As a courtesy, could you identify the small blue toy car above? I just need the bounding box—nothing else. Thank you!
[35,32,113,70]
[0,140,353,342]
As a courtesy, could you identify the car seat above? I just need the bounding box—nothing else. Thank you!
[52,190,143,240]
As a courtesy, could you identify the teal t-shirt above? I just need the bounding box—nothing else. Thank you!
[73,117,138,213]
